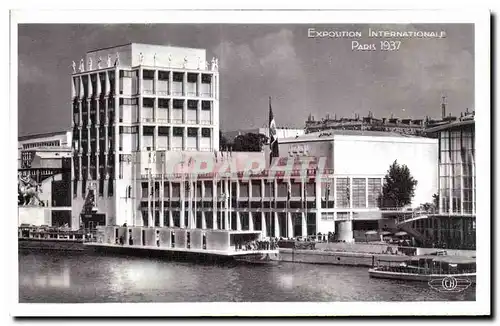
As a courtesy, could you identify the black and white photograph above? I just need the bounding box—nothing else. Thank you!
[8,8,491,317]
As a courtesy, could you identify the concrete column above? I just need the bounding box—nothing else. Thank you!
[365,177,369,208]
[180,181,185,228]
[139,68,143,95]
[182,72,187,97]
[301,212,307,237]
[349,177,353,209]
[224,179,229,230]
[159,177,164,227]
[197,100,201,125]
[154,69,158,95]
[183,99,187,124]
[249,212,254,231]
[197,128,202,151]
[168,126,173,151]
[261,212,266,236]
[337,220,354,243]
[183,127,187,151]
[197,73,201,97]
[333,177,337,208]
[236,212,241,231]
[287,213,293,238]
[274,213,280,238]
[168,71,173,95]
[105,71,110,96]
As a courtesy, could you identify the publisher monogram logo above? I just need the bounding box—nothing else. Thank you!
[428,276,472,293]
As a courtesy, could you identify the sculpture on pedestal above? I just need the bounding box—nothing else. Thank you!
[153,53,157,66]
[214,58,219,71]
[168,53,172,67]
[211,57,215,71]
[71,61,76,73]
[18,175,44,206]
[183,56,188,68]
[107,54,112,67]
[114,52,120,67]
[139,52,144,64]
[97,56,102,69]
[88,57,93,70]
[79,58,85,72]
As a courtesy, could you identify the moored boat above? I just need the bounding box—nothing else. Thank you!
[368,255,476,284]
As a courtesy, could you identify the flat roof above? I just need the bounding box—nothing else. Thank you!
[18,130,69,142]
[425,119,475,133]
[281,129,429,143]
[87,42,207,54]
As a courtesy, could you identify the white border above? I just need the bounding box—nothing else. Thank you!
[8,9,491,317]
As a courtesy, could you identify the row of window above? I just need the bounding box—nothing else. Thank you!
[118,126,212,137]
[22,140,61,149]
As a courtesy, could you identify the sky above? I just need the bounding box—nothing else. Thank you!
[17,23,474,136]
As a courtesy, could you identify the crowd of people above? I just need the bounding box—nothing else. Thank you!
[235,239,279,251]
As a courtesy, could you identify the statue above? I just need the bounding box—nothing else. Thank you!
[153,53,157,66]
[107,54,112,67]
[205,61,209,71]
[79,58,85,72]
[71,61,76,73]
[139,52,144,64]
[183,56,188,68]
[211,57,215,71]
[88,57,93,70]
[18,175,44,206]
[214,58,219,71]
[97,56,102,69]
[168,53,172,67]
[114,52,120,67]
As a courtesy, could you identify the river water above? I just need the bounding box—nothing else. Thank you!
[19,250,475,303]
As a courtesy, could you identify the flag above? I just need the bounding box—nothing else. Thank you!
[269,96,279,162]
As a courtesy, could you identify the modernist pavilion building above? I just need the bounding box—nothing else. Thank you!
[70,43,440,243]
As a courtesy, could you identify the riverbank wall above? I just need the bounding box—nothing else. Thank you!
[279,242,476,267]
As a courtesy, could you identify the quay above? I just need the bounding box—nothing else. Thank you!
[84,225,279,262]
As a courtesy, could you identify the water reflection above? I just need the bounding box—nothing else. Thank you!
[19,251,475,303]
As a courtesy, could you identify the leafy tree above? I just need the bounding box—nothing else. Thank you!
[432,193,439,209]
[219,131,229,151]
[379,160,418,209]
[232,133,269,152]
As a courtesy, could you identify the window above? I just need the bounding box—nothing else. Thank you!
[119,98,138,105]
[119,126,138,134]
[173,72,183,82]
[367,178,381,208]
[173,127,184,137]
[187,128,197,137]
[173,99,184,109]
[143,70,154,79]
[120,70,136,78]
[188,100,197,109]
[143,126,155,136]
[352,178,366,208]
[201,128,211,138]
[159,99,169,108]
[143,98,154,108]
[158,126,169,136]
[158,71,169,80]
[201,101,211,110]
[336,178,350,208]
[202,74,212,83]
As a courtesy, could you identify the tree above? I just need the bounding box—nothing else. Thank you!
[232,133,269,152]
[379,160,418,209]
[219,131,229,151]
[432,193,439,209]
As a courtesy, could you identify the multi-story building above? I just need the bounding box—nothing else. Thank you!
[71,43,219,229]
[414,110,476,248]
[121,130,437,243]
[18,130,72,169]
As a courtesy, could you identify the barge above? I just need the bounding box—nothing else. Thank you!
[84,225,280,263]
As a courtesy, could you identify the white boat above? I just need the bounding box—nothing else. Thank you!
[369,255,476,284]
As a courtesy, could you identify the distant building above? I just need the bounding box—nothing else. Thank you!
[224,127,304,143]
[304,112,427,135]
[18,133,72,227]
[18,130,72,169]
